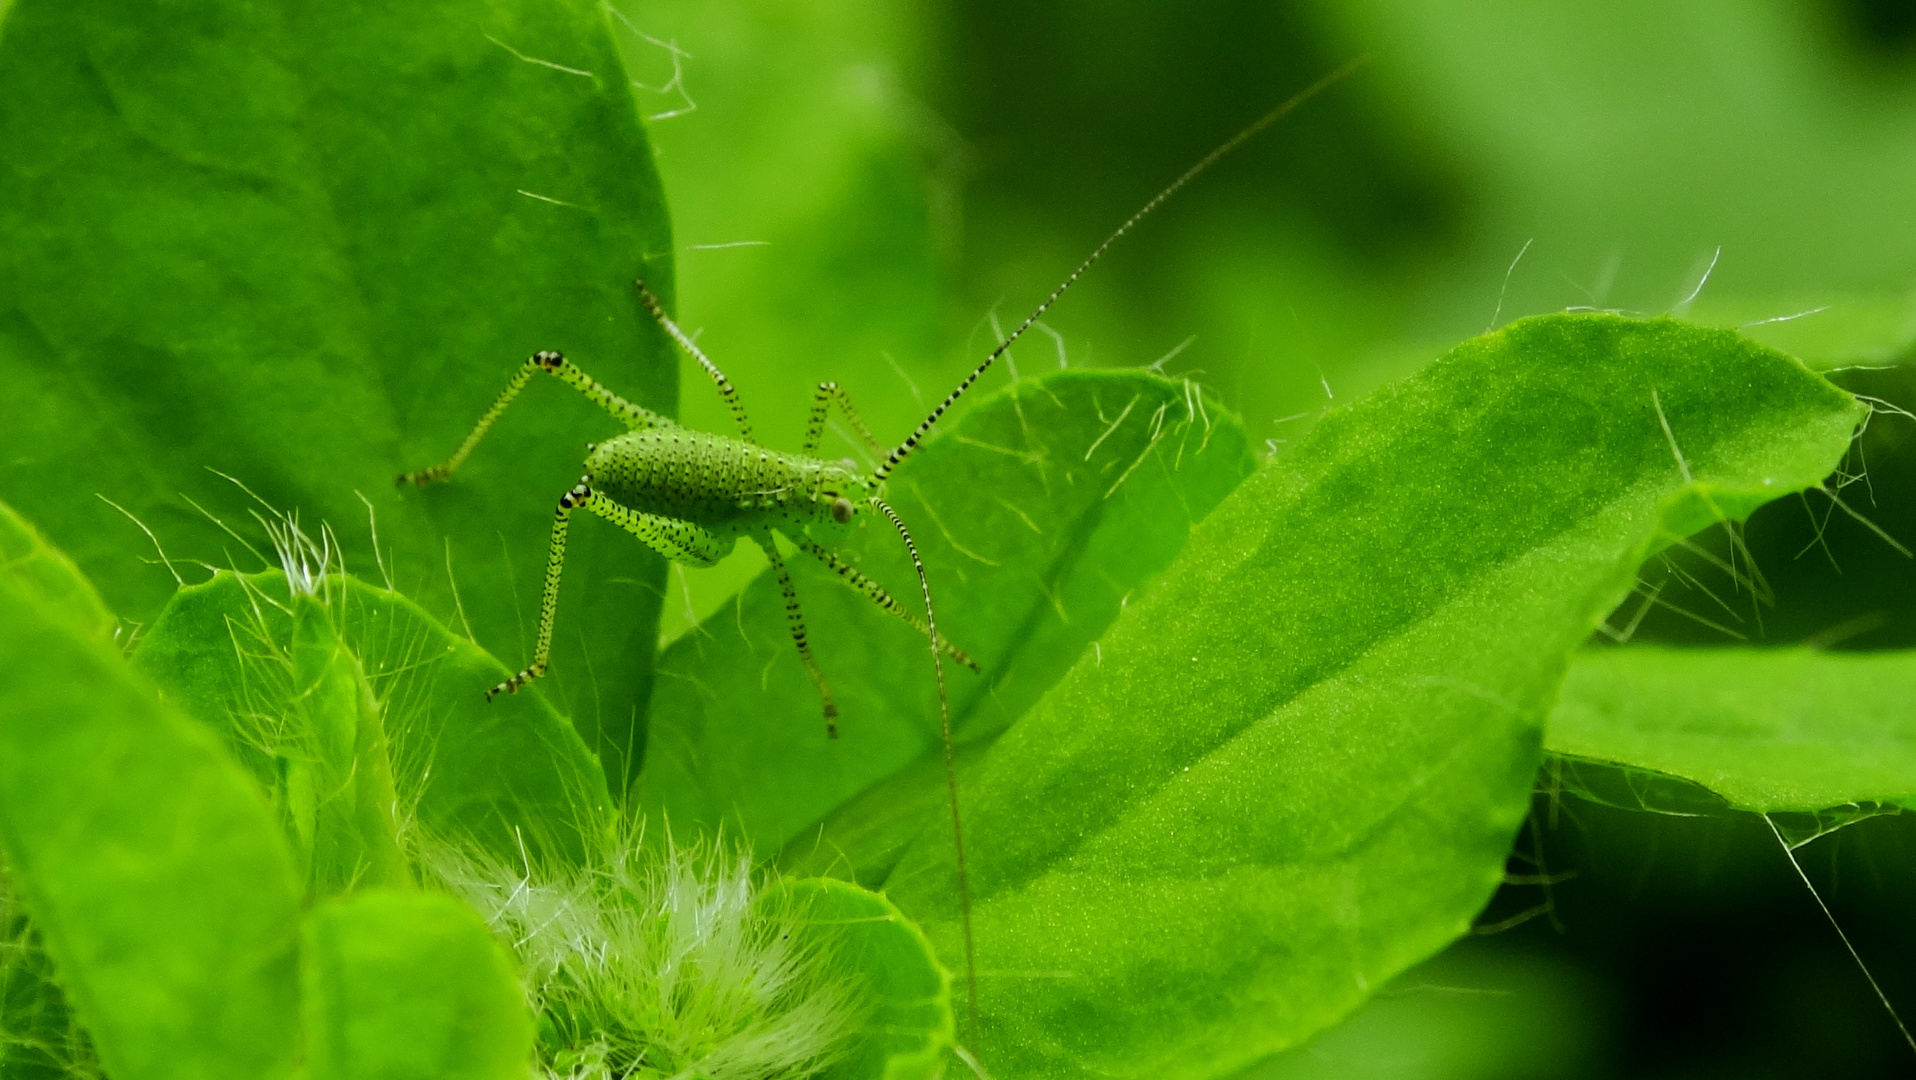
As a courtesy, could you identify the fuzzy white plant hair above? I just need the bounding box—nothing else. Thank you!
[260,508,334,601]
[420,828,852,1080]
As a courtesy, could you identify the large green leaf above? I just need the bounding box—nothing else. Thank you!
[301,890,531,1080]
[0,577,302,1080]
[878,314,1862,1078]
[287,592,410,896]
[0,0,674,784]
[760,877,953,1080]
[0,501,105,1076]
[134,570,613,866]
[637,369,1253,851]
[1549,646,1916,814]
[1233,942,1595,1080]
[0,863,95,1079]
[0,499,114,643]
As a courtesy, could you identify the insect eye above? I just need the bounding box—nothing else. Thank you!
[831,497,854,524]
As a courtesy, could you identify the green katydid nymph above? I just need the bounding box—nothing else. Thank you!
[396,310,977,734]
[397,59,1360,1046]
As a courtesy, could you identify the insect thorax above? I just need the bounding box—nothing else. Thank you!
[585,426,873,534]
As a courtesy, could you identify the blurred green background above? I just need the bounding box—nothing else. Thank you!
[609,0,1916,1075]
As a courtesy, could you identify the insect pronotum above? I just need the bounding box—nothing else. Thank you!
[397,59,1359,1047]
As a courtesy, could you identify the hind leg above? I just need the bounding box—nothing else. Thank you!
[488,484,727,699]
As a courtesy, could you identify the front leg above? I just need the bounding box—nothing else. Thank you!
[795,536,980,671]
[801,381,886,457]
[636,279,757,444]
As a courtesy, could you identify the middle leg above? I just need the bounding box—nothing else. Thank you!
[795,537,980,672]
[756,535,839,738]
[802,381,887,457]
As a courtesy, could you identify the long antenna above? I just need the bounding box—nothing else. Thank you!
[874,56,1367,482]
[871,62,1367,1056]
[873,497,979,1041]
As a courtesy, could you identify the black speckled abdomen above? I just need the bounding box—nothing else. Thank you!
[584,424,871,538]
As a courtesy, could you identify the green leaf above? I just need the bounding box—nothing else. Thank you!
[286,593,411,896]
[1691,290,1916,370]
[301,889,532,1080]
[637,369,1254,852]
[1,864,98,1079]
[0,576,302,1080]
[0,0,675,784]
[760,877,953,1080]
[0,502,106,1075]
[0,498,114,642]
[1233,943,1595,1080]
[754,877,950,1080]
[879,314,1862,1078]
[133,571,612,867]
[776,742,992,889]
[1548,645,1916,814]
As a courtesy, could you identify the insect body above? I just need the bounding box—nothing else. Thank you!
[398,319,976,736]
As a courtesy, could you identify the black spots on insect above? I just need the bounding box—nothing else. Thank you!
[396,464,446,487]
[486,659,545,702]
[536,350,564,371]
[831,497,854,524]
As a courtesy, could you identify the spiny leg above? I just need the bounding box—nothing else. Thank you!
[488,484,729,701]
[871,497,977,1040]
[755,536,838,738]
[399,351,668,486]
[487,479,587,700]
[635,279,756,444]
[801,381,887,457]
[583,492,728,567]
[794,536,979,672]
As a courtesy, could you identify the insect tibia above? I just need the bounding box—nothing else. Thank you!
[396,463,451,487]
[761,535,839,737]
[870,497,978,1038]
[794,536,982,671]
[486,660,546,701]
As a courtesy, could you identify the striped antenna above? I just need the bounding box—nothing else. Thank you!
[873,57,1367,482]
[872,497,979,1041]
